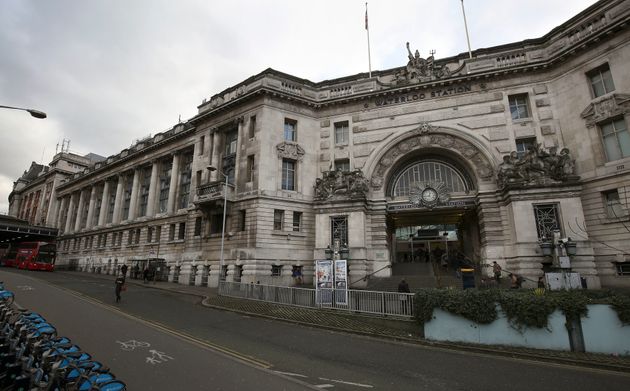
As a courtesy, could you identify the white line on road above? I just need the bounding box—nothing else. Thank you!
[315,385,334,389]
[274,371,308,378]
[319,377,374,388]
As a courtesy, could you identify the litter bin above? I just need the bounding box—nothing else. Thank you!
[461,268,475,289]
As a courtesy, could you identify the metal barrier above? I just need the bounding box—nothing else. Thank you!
[219,281,415,318]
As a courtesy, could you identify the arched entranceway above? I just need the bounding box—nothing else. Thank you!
[365,123,499,285]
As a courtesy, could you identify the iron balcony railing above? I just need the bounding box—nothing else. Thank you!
[218,281,415,319]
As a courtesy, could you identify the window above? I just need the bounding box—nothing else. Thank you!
[199,136,205,155]
[210,213,223,234]
[604,190,626,218]
[600,118,630,162]
[274,209,284,230]
[284,118,297,141]
[271,265,283,277]
[147,227,154,243]
[239,210,246,231]
[533,204,561,240]
[159,160,172,213]
[508,93,530,120]
[247,155,255,182]
[135,228,141,244]
[335,159,350,172]
[178,222,186,240]
[155,226,161,243]
[331,216,348,246]
[587,63,615,98]
[282,159,296,191]
[106,187,116,224]
[292,211,302,232]
[249,116,256,139]
[128,229,134,245]
[93,195,102,227]
[616,263,630,276]
[334,121,349,145]
[122,175,133,220]
[169,224,175,241]
[194,217,202,237]
[515,137,537,159]
[139,167,152,217]
[179,152,193,209]
[225,130,238,155]
[102,233,107,247]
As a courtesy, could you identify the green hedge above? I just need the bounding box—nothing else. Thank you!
[414,288,630,330]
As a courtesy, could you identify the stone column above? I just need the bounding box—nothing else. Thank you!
[146,160,159,217]
[74,189,86,232]
[8,194,21,217]
[98,180,111,226]
[56,196,68,230]
[127,169,140,221]
[210,131,220,181]
[64,194,76,233]
[86,186,97,229]
[45,180,59,226]
[167,153,180,213]
[112,175,124,224]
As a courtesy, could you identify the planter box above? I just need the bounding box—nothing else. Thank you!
[581,304,630,356]
[425,307,570,351]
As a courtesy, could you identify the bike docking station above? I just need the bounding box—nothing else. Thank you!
[0,282,127,390]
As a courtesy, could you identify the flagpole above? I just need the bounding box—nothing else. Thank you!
[460,0,473,59]
[365,2,372,78]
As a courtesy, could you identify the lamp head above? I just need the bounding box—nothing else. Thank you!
[28,109,47,119]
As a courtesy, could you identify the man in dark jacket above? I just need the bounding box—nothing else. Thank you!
[115,276,125,303]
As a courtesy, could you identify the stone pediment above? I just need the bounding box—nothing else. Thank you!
[581,93,630,127]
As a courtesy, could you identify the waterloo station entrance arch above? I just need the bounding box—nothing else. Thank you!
[366,124,499,280]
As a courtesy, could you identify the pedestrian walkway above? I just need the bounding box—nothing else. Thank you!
[60,271,630,373]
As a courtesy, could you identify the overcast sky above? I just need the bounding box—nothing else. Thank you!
[0,0,598,214]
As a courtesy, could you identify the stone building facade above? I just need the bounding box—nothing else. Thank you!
[8,0,630,288]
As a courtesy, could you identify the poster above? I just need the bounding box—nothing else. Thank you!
[315,260,333,304]
[334,259,348,305]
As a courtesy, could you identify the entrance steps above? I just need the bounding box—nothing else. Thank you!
[364,262,480,292]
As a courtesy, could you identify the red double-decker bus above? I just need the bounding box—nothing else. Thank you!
[14,241,56,271]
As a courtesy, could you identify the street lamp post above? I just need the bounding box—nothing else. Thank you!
[0,105,47,119]
[207,165,228,283]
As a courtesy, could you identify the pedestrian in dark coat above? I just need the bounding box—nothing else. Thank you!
[121,264,128,281]
[143,267,149,283]
[115,276,125,303]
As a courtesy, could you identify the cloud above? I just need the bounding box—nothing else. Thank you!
[0,0,597,212]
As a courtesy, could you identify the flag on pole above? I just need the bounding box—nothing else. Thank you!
[365,3,368,30]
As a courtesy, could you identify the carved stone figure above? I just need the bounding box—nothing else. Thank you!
[314,169,369,201]
[276,141,305,161]
[394,42,452,84]
[496,145,579,188]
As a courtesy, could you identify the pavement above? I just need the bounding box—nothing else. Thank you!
[56,271,630,373]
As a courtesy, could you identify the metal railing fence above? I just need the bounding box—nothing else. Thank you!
[219,281,415,318]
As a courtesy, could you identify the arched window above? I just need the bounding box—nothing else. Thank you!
[392,160,469,197]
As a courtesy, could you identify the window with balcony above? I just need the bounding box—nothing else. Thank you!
[587,63,615,98]
[508,93,531,120]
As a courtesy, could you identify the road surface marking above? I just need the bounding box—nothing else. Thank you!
[116,340,151,351]
[274,371,308,378]
[315,385,334,388]
[319,377,373,388]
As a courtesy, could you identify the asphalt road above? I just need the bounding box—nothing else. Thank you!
[0,270,316,391]
[2,269,630,391]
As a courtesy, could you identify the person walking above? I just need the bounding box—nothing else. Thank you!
[143,267,149,283]
[492,261,502,284]
[114,275,125,303]
[120,264,128,282]
[397,279,411,315]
